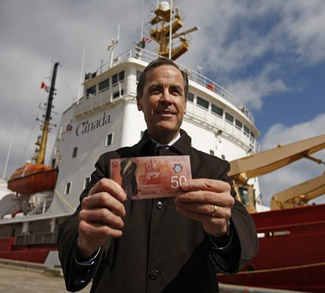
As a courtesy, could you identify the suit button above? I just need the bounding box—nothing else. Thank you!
[156,200,163,209]
[149,269,160,280]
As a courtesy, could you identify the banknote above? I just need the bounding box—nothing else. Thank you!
[110,156,192,199]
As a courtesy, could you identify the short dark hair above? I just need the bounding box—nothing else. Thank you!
[136,57,189,99]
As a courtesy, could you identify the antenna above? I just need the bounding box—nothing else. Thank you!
[77,46,86,104]
[2,117,18,179]
[169,0,173,59]
[149,0,198,60]
[108,25,120,68]
[141,0,144,40]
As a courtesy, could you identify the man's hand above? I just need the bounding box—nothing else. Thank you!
[77,178,127,259]
[175,179,234,237]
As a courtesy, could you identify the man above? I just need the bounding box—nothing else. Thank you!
[58,58,258,292]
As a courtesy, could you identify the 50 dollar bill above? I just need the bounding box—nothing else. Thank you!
[110,155,192,199]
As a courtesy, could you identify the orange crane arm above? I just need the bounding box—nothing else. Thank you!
[271,173,325,210]
[229,134,325,182]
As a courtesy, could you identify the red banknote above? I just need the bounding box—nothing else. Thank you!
[110,156,192,199]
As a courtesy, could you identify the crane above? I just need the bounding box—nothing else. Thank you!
[229,134,325,212]
[271,173,325,210]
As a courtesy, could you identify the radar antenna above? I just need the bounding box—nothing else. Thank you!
[108,25,120,68]
[149,1,198,60]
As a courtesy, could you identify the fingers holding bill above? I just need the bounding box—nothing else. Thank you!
[180,178,231,194]
[89,178,127,202]
[175,200,231,219]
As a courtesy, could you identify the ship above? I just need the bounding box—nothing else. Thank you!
[0,1,324,292]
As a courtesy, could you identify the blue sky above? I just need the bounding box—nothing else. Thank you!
[0,0,324,206]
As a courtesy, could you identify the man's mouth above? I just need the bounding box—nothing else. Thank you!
[156,109,177,115]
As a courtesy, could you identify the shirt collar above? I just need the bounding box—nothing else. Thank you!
[136,129,191,156]
[150,132,181,148]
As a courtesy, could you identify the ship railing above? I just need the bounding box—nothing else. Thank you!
[94,46,254,123]
[14,231,58,246]
[28,197,53,216]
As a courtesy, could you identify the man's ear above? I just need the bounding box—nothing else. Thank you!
[136,96,142,111]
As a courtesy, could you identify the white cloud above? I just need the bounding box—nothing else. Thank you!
[226,64,289,111]
[279,0,325,64]
[205,1,325,68]
[261,114,325,149]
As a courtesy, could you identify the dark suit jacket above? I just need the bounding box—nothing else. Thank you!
[58,130,258,292]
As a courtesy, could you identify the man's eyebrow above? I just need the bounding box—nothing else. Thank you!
[146,83,184,93]
[148,83,162,89]
[170,85,184,92]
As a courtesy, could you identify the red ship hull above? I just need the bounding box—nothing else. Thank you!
[0,238,57,263]
[7,163,57,195]
[219,204,325,292]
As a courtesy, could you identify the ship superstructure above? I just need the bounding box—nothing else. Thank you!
[49,47,260,216]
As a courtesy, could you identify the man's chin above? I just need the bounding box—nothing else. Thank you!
[149,125,180,141]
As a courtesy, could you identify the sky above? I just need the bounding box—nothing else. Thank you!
[0,0,324,206]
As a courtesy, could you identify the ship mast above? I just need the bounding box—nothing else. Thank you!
[34,62,59,165]
[149,1,198,60]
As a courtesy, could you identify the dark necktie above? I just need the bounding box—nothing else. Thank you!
[155,144,170,156]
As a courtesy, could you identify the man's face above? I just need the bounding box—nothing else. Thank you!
[137,65,187,143]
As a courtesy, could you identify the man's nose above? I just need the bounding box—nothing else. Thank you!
[161,88,172,103]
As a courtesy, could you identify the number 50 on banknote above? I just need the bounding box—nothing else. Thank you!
[110,156,192,200]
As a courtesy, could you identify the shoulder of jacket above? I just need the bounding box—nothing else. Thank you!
[190,146,225,164]
[99,144,138,161]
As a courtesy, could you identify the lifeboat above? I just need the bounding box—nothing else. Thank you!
[7,163,57,195]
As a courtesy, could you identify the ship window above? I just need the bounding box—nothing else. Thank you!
[64,182,72,195]
[188,92,194,102]
[113,89,124,99]
[197,96,209,109]
[72,147,78,158]
[105,133,114,146]
[136,70,142,82]
[99,79,109,91]
[211,104,223,117]
[225,112,234,124]
[51,158,56,168]
[119,71,125,82]
[112,71,125,86]
[250,132,255,143]
[244,125,250,136]
[221,154,225,160]
[86,86,96,99]
[235,119,242,129]
[141,131,144,138]
[112,74,118,86]
[209,150,214,155]
[238,186,249,207]
[84,177,91,189]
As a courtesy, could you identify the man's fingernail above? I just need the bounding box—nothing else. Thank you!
[181,181,189,188]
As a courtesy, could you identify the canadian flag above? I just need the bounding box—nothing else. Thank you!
[142,37,151,43]
[41,81,48,90]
